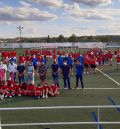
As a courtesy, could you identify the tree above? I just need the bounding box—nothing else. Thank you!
[100,36,111,43]
[56,34,65,42]
[68,34,78,42]
[47,35,50,43]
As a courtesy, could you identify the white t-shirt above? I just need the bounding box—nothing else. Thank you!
[0,64,7,71]
[8,63,17,73]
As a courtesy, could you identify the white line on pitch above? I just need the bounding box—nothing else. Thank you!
[84,88,120,90]
[96,68,120,86]
[59,88,120,90]
[1,121,120,127]
[0,117,2,129]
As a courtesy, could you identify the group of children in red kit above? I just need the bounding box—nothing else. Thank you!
[0,79,59,100]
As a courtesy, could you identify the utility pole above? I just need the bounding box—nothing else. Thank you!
[17,26,23,47]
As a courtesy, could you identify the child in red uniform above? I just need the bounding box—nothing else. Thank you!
[14,82,22,96]
[90,56,97,74]
[51,83,59,97]
[117,49,120,56]
[108,52,113,66]
[9,83,16,97]
[25,49,30,55]
[21,83,27,96]
[19,54,26,65]
[34,85,43,99]
[53,52,57,60]
[42,83,49,98]
[26,55,32,63]
[116,55,120,70]
[97,56,102,68]
[3,51,8,60]
[114,49,118,57]
[84,55,90,74]
[1,81,12,98]
[104,53,109,65]
[0,81,5,100]
[27,83,35,96]
[37,55,43,63]
[47,84,54,97]
[7,77,15,86]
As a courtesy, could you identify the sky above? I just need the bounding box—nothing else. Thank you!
[0,0,120,38]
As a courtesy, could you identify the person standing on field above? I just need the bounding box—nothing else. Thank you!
[51,60,59,87]
[27,62,34,84]
[8,60,17,82]
[0,60,7,81]
[75,60,84,90]
[61,60,71,89]
[17,62,26,85]
[38,62,47,84]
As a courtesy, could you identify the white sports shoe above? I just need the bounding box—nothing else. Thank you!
[9,96,12,98]
[0,94,4,100]
[64,88,68,90]
[18,94,21,97]
[42,95,45,98]
[45,95,48,98]
[5,95,8,98]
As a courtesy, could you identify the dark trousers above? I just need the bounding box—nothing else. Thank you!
[52,74,59,87]
[63,76,71,89]
[10,72,16,82]
[76,75,84,89]
[18,75,24,84]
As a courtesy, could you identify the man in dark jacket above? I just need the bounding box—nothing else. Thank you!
[61,59,71,89]
[51,60,59,87]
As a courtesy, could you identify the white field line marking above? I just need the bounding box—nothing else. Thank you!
[97,68,120,86]
[84,88,120,90]
[0,105,120,111]
[1,121,120,127]
[0,117,2,129]
[59,88,120,90]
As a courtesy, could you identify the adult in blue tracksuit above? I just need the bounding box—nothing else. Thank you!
[67,55,73,69]
[75,60,84,89]
[65,55,73,74]
[42,56,47,65]
[58,55,64,69]
[78,54,84,66]
[61,60,71,89]
[32,55,38,70]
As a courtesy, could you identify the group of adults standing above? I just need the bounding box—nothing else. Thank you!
[51,58,84,90]
[0,55,84,90]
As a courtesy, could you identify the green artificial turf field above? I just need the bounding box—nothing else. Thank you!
[0,48,120,129]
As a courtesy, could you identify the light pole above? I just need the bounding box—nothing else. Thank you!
[17,26,23,44]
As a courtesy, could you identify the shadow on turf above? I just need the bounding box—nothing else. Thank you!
[0,96,35,105]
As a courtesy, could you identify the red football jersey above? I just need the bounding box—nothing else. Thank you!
[116,56,120,62]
